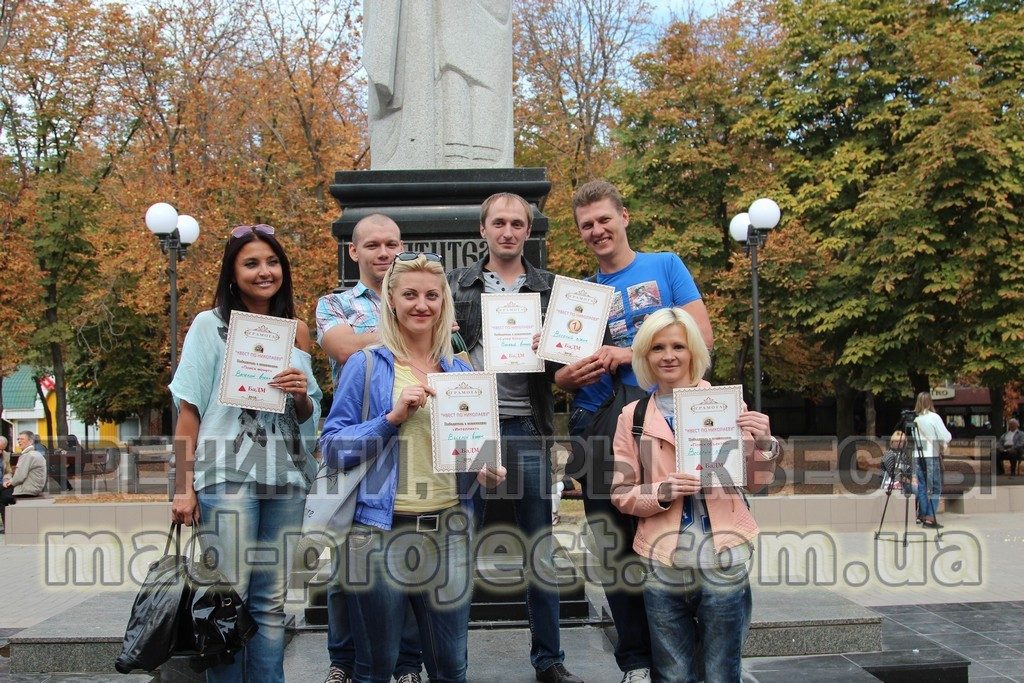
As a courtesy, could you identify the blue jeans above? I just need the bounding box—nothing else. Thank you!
[327,579,422,676]
[569,408,652,673]
[483,415,564,671]
[345,510,473,683]
[196,481,305,683]
[915,457,942,519]
[644,570,751,683]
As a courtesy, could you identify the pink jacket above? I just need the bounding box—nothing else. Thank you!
[610,391,776,567]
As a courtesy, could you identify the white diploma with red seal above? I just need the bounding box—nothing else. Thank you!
[481,292,544,373]
[674,384,746,487]
[427,371,502,473]
[536,275,614,365]
[217,311,296,414]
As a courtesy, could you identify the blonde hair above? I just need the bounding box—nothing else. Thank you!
[915,391,935,415]
[379,255,454,365]
[631,308,711,390]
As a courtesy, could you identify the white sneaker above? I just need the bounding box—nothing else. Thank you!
[395,674,422,683]
[620,668,651,683]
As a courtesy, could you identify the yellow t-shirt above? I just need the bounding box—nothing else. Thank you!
[393,363,458,514]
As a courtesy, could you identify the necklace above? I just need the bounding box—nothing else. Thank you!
[398,357,438,378]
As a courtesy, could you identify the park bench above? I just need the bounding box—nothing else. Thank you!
[128,444,173,493]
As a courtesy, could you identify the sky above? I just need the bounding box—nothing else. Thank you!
[649,0,723,24]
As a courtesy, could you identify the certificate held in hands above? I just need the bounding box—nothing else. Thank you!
[674,384,746,487]
[217,311,297,414]
[481,293,544,373]
[427,372,502,473]
[536,275,614,365]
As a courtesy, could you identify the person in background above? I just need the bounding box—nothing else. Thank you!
[611,308,779,683]
[1,436,10,481]
[170,224,322,682]
[2,431,48,529]
[315,213,423,683]
[995,418,1024,477]
[913,392,952,529]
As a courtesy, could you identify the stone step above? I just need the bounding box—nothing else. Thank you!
[745,649,970,683]
[6,592,293,679]
[10,583,882,677]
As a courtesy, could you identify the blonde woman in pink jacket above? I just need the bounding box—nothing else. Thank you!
[611,308,779,683]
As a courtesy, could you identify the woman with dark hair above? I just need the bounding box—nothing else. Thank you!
[170,224,322,682]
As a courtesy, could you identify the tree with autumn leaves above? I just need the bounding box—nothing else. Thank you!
[2,0,1021,440]
[1,0,362,439]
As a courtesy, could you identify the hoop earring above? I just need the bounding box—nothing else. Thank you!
[229,282,239,296]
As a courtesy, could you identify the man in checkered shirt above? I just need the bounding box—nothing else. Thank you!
[315,213,424,683]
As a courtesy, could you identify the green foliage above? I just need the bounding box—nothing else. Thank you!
[67,273,166,423]
[611,0,1024,421]
[747,0,1023,396]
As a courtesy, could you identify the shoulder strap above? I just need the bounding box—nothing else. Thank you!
[632,394,652,483]
[361,348,374,422]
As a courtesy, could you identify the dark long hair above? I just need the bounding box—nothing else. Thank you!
[214,228,295,324]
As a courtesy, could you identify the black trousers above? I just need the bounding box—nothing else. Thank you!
[0,485,15,524]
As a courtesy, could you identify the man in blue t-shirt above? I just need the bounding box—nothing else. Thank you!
[555,180,713,683]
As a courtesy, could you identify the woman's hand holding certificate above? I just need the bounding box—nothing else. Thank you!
[427,372,502,473]
[673,384,746,487]
[217,311,297,413]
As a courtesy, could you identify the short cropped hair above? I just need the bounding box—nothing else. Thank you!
[352,213,400,245]
[631,308,711,391]
[480,192,533,229]
[379,254,455,365]
[572,180,624,225]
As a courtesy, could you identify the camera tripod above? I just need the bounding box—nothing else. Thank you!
[875,416,943,547]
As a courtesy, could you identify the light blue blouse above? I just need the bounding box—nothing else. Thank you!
[169,309,322,492]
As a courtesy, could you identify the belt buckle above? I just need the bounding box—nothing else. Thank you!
[416,514,439,532]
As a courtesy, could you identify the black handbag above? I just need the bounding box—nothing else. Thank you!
[115,524,257,674]
[570,374,649,493]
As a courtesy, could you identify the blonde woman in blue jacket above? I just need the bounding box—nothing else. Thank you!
[320,253,505,683]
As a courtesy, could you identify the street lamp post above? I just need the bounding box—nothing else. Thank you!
[730,198,781,412]
[145,203,200,432]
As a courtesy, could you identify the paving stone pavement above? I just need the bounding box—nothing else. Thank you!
[2,510,1022,680]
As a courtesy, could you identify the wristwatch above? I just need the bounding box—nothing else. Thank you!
[759,436,781,460]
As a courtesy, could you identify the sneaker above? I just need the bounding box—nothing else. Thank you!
[536,662,585,683]
[395,673,422,683]
[620,668,651,683]
[324,666,352,683]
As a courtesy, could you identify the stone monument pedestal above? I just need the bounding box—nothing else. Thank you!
[328,167,551,289]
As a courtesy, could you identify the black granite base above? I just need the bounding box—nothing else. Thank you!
[747,601,1024,682]
[328,167,551,288]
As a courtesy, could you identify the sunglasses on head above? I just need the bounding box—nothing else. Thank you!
[394,251,442,263]
[230,224,276,240]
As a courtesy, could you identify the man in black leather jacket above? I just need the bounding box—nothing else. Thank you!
[447,193,583,683]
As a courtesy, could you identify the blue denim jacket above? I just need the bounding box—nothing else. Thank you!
[318,345,479,530]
